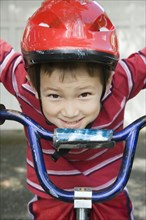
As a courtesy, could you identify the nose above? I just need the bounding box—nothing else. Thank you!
[61,100,79,118]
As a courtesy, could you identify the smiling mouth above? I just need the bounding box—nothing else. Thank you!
[60,118,84,128]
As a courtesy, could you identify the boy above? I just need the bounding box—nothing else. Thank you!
[0,0,146,219]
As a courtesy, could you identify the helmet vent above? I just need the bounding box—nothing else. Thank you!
[90,15,113,32]
[33,10,65,29]
[39,23,50,28]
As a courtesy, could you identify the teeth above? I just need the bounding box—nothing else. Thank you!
[61,119,81,124]
[60,119,83,129]
[66,121,78,124]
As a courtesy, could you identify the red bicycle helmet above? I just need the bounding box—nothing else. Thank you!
[21,0,119,70]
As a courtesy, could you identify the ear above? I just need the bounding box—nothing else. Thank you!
[34,91,39,99]
[26,74,39,99]
[105,72,113,95]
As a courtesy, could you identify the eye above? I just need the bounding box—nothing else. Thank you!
[48,94,61,99]
[79,92,92,98]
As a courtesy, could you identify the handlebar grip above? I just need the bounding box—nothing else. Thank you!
[0,104,6,125]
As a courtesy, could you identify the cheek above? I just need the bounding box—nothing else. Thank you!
[88,99,101,112]
[41,99,56,117]
[92,103,101,115]
[86,100,101,116]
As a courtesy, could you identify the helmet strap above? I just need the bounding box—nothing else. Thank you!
[100,67,108,101]
[35,65,53,126]
[100,80,106,101]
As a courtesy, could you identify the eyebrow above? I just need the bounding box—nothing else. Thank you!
[43,85,96,92]
[78,85,95,90]
[42,87,60,92]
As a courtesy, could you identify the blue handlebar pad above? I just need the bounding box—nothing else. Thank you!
[53,128,114,150]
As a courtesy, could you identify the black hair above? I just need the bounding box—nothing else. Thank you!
[27,62,112,96]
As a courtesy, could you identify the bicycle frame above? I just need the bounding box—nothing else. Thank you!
[0,106,146,220]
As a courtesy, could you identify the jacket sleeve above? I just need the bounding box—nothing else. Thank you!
[114,48,146,100]
[0,39,26,96]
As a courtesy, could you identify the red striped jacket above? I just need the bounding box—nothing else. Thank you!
[0,40,146,199]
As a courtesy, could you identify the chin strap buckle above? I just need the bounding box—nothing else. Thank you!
[51,149,70,162]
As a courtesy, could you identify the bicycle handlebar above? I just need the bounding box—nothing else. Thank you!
[0,105,146,203]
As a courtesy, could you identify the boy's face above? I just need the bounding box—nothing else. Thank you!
[39,65,103,129]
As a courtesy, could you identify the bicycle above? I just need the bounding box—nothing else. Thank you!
[0,104,146,220]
